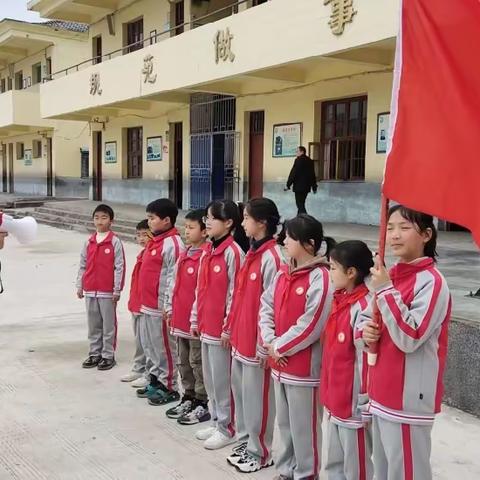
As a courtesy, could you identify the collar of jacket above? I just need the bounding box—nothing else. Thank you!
[206,234,234,256]
[150,227,179,245]
[390,257,434,281]
[288,255,329,275]
[251,236,274,252]
[89,230,114,245]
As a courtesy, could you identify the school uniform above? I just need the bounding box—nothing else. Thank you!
[165,245,207,403]
[360,258,451,480]
[138,228,185,389]
[225,238,284,465]
[127,248,147,375]
[190,235,245,438]
[260,257,333,480]
[76,231,125,359]
[321,284,373,480]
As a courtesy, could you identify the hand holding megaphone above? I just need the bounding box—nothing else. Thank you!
[0,212,38,245]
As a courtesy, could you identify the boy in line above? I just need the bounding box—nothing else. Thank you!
[77,204,125,371]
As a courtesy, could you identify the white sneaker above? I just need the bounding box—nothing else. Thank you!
[235,454,274,473]
[121,372,143,382]
[195,426,217,441]
[204,430,236,450]
[131,376,149,388]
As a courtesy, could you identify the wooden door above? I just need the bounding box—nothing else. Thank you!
[248,111,265,198]
[93,36,102,64]
[127,127,143,178]
[46,138,53,196]
[173,122,183,208]
[92,131,102,200]
[8,143,14,193]
[175,1,185,36]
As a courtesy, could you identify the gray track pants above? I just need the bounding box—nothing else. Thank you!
[86,297,117,359]
[201,342,234,438]
[372,415,432,480]
[139,313,177,390]
[231,358,275,464]
[274,381,323,480]
[325,419,373,480]
[131,314,146,374]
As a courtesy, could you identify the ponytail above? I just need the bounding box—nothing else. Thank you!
[206,199,249,253]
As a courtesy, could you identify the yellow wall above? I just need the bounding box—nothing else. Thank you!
[237,71,393,184]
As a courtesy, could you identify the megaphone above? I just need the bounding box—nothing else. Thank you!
[0,213,38,245]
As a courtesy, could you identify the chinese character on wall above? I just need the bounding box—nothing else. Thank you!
[90,73,102,95]
[142,54,157,84]
[324,0,357,35]
[214,28,235,64]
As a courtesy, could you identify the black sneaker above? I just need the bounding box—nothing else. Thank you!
[82,356,102,369]
[97,358,116,370]
[136,384,160,399]
[235,454,274,473]
[148,389,180,406]
[166,397,194,419]
[226,442,248,466]
[178,402,211,426]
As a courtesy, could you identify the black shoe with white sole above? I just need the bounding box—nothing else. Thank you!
[177,403,211,425]
[226,442,247,466]
[82,356,102,369]
[97,358,116,370]
[234,454,273,473]
[166,397,194,419]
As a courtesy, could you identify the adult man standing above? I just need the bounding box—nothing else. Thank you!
[285,146,317,215]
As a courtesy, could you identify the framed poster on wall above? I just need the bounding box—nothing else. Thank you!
[376,112,390,154]
[104,141,117,163]
[272,123,302,157]
[147,136,162,161]
[24,149,32,166]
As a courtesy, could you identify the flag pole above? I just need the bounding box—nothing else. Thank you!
[367,194,390,366]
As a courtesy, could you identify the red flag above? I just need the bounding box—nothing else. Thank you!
[383,0,480,246]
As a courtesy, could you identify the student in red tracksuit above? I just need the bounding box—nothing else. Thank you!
[164,209,210,426]
[136,199,185,406]
[191,199,247,451]
[76,204,125,371]
[321,240,374,480]
[260,214,335,480]
[223,198,285,473]
[361,206,451,480]
[120,220,153,387]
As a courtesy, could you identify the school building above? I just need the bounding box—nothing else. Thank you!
[0,18,90,197]
[25,0,399,224]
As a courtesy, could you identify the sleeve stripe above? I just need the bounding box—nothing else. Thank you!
[382,270,443,340]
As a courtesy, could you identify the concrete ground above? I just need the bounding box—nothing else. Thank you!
[1,224,480,479]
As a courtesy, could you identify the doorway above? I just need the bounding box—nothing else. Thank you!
[46,138,53,196]
[92,131,102,201]
[8,143,14,193]
[172,122,183,209]
[248,111,265,198]
[1,144,7,193]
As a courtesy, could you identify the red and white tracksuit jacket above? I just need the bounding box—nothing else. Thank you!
[259,257,334,387]
[225,238,285,365]
[165,244,205,339]
[76,231,125,298]
[139,228,185,316]
[359,257,451,425]
[321,284,372,428]
[190,235,245,345]
[128,247,146,314]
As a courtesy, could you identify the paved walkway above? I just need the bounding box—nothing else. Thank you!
[0,224,479,479]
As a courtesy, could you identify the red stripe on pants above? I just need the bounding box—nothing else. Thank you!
[357,428,366,480]
[401,424,414,480]
[312,387,319,475]
[259,368,271,464]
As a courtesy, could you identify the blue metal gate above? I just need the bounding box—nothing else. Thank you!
[190,133,212,209]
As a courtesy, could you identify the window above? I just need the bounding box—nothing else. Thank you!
[320,96,367,181]
[32,63,42,84]
[33,140,42,158]
[46,58,52,80]
[125,18,144,54]
[15,71,23,90]
[253,0,269,5]
[0,78,5,93]
[127,127,143,178]
[16,142,24,160]
[7,77,12,91]
[92,36,102,65]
